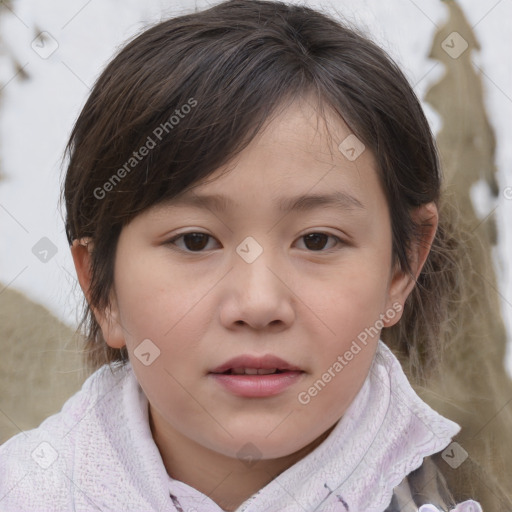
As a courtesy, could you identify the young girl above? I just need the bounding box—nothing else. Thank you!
[0,0,506,510]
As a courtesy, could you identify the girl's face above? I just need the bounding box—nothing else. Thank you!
[102,98,412,462]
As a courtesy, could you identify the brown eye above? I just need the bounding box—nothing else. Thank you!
[183,233,210,251]
[299,233,340,251]
[167,232,218,252]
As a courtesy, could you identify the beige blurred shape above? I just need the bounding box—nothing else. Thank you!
[418,0,512,507]
[0,286,87,443]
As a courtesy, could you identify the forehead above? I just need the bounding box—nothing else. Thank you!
[242,96,358,165]
[162,98,382,214]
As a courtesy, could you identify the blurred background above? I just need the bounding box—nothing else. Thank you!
[1,0,512,503]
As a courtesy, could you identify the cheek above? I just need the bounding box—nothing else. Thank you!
[309,259,391,341]
[113,249,186,342]
[113,255,208,417]
[113,250,214,376]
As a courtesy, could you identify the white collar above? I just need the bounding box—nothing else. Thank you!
[164,340,460,511]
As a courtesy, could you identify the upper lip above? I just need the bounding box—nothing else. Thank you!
[210,354,303,374]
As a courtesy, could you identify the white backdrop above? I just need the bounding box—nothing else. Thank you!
[1,0,511,372]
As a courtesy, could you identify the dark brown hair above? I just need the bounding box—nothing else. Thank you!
[63,0,448,377]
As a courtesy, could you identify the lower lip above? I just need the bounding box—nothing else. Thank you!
[209,371,304,397]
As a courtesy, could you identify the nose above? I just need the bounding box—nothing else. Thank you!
[219,242,295,332]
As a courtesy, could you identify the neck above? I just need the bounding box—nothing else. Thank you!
[149,405,336,511]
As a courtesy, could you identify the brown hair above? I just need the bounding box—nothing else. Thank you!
[63,0,444,374]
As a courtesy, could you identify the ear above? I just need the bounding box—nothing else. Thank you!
[70,238,126,349]
[383,202,438,327]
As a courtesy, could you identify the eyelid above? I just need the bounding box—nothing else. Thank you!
[164,229,348,253]
[165,230,219,252]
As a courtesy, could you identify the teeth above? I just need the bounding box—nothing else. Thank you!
[231,368,279,375]
[257,368,278,375]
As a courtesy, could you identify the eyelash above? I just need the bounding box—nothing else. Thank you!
[165,231,346,253]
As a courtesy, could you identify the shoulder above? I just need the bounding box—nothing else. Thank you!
[0,363,129,511]
[385,452,501,512]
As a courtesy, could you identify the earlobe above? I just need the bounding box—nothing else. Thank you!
[384,202,439,327]
[70,238,126,349]
[96,300,127,349]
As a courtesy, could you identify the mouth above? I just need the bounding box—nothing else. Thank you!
[214,368,294,375]
[208,354,305,398]
[208,370,304,398]
[209,354,304,375]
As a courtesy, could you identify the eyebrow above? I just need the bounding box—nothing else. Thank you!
[168,191,365,213]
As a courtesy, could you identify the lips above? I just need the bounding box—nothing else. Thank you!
[209,354,303,375]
